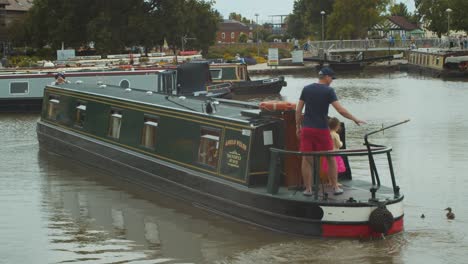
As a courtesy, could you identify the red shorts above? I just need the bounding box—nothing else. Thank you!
[300,127,333,152]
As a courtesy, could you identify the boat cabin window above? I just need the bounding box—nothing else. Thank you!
[119,79,130,89]
[141,116,159,149]
[210,69,222,80]
[10,82,29,94]
[75,102,87,128]
[108,109,123,139]
[197,128,220,168]
[47,95,60,120]
[239,66,246,80]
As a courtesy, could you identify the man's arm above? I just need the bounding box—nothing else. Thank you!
[331,100,366,125]
[295,100,304,137]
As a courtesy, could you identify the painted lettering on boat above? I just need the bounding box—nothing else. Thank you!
[226,150,242,168]
[224,139,247,151]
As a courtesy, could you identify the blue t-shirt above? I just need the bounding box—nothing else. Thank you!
[299,83,338,129]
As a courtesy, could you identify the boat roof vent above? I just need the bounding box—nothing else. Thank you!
[125,88,132,92]
[146,91,153,95]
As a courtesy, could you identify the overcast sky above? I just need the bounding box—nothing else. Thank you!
[213,0,415,24]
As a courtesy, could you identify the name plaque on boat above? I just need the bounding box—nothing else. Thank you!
[220,131,249,181]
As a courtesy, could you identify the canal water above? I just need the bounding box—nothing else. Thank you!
[1,72,468,263]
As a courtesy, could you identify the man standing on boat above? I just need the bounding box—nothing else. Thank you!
[53,72,69,85]
[296,67,366,196]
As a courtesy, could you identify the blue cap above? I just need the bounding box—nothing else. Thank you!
[55,72,65,79]
[318,67,336,79]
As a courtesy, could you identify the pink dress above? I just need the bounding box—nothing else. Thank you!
[321,155,346,173]
[321,131,346,173]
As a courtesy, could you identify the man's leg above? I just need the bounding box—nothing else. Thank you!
[302,156,313,192]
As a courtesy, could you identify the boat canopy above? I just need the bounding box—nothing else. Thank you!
[445,56,468,64]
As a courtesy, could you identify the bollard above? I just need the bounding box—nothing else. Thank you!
[267,151,281,194]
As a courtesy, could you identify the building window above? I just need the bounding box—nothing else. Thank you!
[47,95,60,120]
[10,82,29,94]
[75,102,87,128]
[197,128,220,168]
[108,109,123,139]
[120,79,130,88]
[436,57,440,65]
[231,32,235,39]
[141,116,159,149]
[249,32,253,38]
[221,33,225,40]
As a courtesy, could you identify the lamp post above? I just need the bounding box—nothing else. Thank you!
[446,8,452,37]
[320,11,326,41]
[255,13,259,56]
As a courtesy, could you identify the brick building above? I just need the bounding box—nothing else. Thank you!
[0,0,33,41]
[216,20,253,43]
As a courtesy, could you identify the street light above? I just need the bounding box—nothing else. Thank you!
[320,11,326,41]
[255,13,259,56]
[446,8,452,37]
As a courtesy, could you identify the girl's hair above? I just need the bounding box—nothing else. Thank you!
[328,117,341,131]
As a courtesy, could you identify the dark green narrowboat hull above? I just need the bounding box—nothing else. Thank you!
[230,77,286,95]
[37,121,325,235]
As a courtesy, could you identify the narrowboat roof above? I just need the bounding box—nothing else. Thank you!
[46,83,271,126]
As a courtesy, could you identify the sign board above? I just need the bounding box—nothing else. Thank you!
[268,48,279,66]
[56,49,76,61]
[291,50,304,64]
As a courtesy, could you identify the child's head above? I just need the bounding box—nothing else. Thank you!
[329,117,341,132]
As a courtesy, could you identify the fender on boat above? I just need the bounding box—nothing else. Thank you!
[259,101,296,111]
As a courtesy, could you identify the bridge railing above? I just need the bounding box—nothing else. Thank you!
[308,38,445,51]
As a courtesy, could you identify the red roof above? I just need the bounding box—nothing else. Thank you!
[219,20,251,32]
[388,16,419,31]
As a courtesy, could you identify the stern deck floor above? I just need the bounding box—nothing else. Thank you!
[251,179,400,204]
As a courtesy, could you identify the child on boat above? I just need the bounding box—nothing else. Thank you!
[320,117,346,183]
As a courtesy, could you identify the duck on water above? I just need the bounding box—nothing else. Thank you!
[36,81,407,238]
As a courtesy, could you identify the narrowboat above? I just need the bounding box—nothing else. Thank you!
[0,63,229,112]
[407,48,468,78]
[208,63,287,94]
[36,82,405,238]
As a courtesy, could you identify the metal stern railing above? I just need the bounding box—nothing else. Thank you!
[267,120,410,201]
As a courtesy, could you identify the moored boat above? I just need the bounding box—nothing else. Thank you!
[208,63,287,94]
[407,48,468,78]
[36,82,405,238]
[0,63,229,112]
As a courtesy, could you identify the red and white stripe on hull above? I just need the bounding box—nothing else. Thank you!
[320,200,404,238]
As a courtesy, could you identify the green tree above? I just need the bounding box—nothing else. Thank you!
[389,3,410,17]
[449,0,468,32]
[286,0,335,40]
[238,33,248,43]
[184,0,221,56]
[326,0,389,39]
[10,0,220,56]
[415,0,450,37]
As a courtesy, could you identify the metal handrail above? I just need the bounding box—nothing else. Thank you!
[267,120,410,201]
[364,119,410,200]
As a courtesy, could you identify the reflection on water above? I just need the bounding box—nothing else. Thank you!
[37,151,287,263]
[1,72,468,263]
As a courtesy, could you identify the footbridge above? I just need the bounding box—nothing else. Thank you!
[306,38,446,54]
